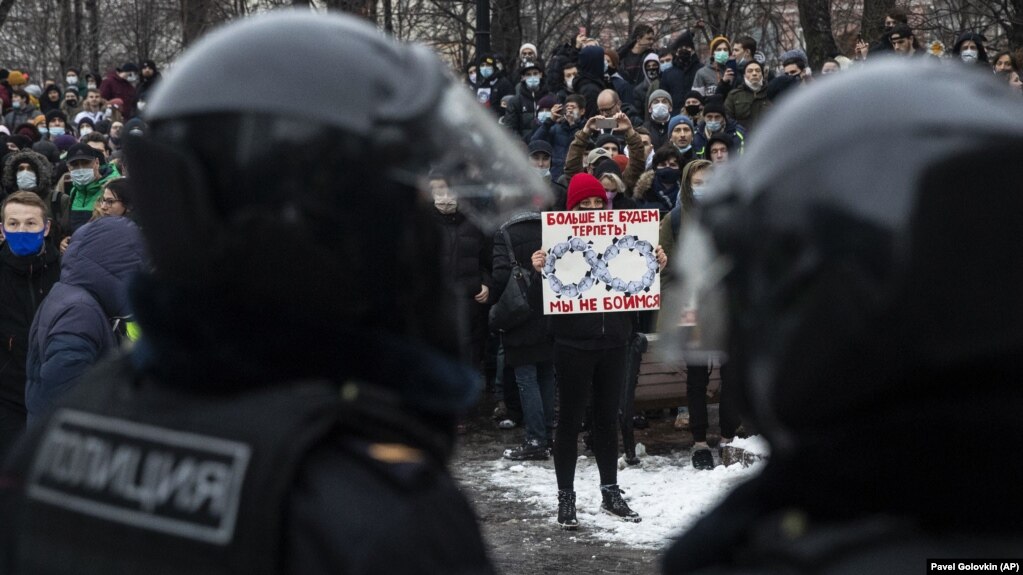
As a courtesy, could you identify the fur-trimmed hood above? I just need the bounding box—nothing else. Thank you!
[2,149,53,195]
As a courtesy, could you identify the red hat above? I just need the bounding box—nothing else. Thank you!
[566,173,607,210]
[612,154,629,174]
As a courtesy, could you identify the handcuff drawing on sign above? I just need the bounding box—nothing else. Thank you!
[542,235,659,298]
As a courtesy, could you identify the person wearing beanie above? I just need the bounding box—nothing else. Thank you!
[503,59,552,142]
[6,71,28,90]
[510,42,541,83]
[137,59,162,102]
[660,29,703,115]
[682,90,705,124]
[666,114,697,163]
[529,170,666,530]
[594,133,623,155]
[693,96,745,158]
[724,59,770,132]
[470,54,514,118]
[693,35,735,98]
[706,132,734,164]
[642,88,673,149]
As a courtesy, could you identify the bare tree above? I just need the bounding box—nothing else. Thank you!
[0,0,17,32]
[795,0,839,68]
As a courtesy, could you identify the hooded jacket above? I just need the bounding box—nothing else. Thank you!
[576,46,609,120]
[68,163,121,233]
[1,149,52,197]
[25,216,146,423]
[491,213,551,366]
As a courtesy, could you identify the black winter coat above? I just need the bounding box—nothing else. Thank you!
[491,214,551,366]
[433,210,492,299]
[0,244,60,415]
[661,55,703,115]
[503,83,550,142]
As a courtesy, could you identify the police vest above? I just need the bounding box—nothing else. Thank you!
[12,357,373,575]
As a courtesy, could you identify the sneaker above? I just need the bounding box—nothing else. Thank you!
[492,400,507,420]
[600,485,641,522]
[691,447,714,470]
[557,489,578,530]
[673,412,690,430]
[497,419,517,430]
[503,439,550,461]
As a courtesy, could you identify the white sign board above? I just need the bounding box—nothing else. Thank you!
[540,209,661,315]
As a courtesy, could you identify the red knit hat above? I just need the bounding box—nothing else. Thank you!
[566,173,607,210]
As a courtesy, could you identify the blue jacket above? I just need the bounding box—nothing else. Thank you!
[25,217,146,423]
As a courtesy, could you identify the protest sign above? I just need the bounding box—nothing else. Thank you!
[540,209,661,315]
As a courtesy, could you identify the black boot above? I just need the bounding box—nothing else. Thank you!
[691,447,714,470]
[557,489,578,530]
[600,484,641,522]
[503,439,550,461]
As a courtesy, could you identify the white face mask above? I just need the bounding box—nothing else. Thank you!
[650,103,670,122]
[960,49,979,63]
[66,75,78,86]
[79,127,93,136]
[434,199,457,214]
[17,171,37,190]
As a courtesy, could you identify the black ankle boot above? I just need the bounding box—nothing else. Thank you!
[557,489,578,530]
[600,484,641,522]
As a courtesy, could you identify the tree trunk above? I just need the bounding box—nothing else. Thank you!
[1008,0,1023,58]
[58,0,75,71]
[0,0,17,33]
[491,0,522,61]
[181,0,212,46]
[291,0,312,5]
[86,0,99,73]
[860,0,895,45]
[796,0,838,69]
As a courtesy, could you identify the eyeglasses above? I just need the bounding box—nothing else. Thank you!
[99,198,122,206]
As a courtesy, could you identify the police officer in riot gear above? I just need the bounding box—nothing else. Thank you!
[663,59,1023,572]
[1,11,548,574]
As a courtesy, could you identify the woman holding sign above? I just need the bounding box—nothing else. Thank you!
[532,173,666,530]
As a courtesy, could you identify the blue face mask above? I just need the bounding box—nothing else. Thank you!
[479,66,494,79]
[524,76,541,90]
[660,62,673,73]
[5,228,46,256]
[49,126,65,137]
[706,120,723,133]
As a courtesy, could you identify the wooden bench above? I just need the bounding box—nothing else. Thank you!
[632,333,721,410]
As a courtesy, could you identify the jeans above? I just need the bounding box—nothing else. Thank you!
[515,361,555,444]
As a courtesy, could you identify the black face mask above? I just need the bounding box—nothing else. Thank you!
[644,67,660,81]
[66,100,78,107]
[685,104,702,117]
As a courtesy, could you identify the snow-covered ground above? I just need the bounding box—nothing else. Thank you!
[462,436,769,549]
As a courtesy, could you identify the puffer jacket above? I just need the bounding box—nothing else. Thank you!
[98,70,138,118]
[25,217,146,423]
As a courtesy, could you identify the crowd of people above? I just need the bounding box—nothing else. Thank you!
[0,7,1020,557]
[447,13,1022,529]
[0,60,154,459]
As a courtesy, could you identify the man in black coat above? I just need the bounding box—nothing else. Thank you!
[660,31,704,116]
[0,192,60,459]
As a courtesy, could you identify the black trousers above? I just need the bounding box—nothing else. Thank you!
[553,343,626,490]
[686,361,740,442]
[0,400,26,462]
